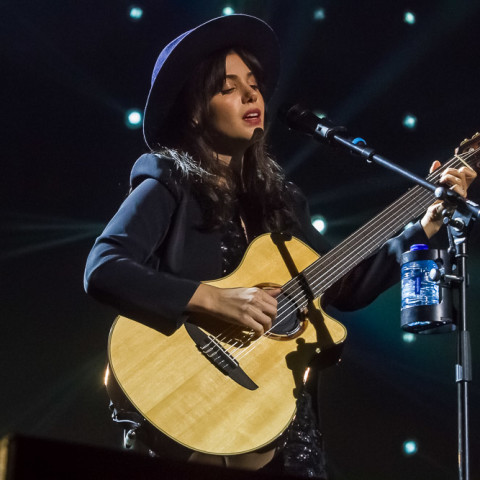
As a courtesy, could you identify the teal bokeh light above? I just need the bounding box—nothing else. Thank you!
[311,215,327,234]
[403,114,417,129]
[222,6,234,16]
[314,8,326,21]
[403,440,418,455]
[404,11,416,25]
[129,6,143,20]
[126,109,143,129]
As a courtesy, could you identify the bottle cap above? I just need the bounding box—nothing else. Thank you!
[410,244,429,251]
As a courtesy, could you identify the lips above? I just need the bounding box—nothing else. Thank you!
[242,108,262,125]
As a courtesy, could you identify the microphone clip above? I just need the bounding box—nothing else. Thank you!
[314,122,347,145]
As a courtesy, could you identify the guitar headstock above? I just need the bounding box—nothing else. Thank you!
[455,132,480,173]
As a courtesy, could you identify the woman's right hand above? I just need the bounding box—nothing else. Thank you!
[187,284,281,336]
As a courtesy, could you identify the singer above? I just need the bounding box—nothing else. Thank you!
[83,14,476,478]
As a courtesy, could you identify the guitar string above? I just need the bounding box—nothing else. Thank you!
[233,178,442,360]
[232,149,478,361]
[230,149,476,360]
[279,149,476,310]
[280,150,478,322]
[217,181,430,358]
[242,151,477,358]
[193,149,476,361]
[293,149,478,301]
[232,188,431,360]
[233,187,427,360]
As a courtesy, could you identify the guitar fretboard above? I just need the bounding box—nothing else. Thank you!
[281,146,479,309]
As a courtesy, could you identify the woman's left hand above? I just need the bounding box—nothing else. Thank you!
[421,160,477,238]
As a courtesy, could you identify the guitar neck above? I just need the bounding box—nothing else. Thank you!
[294,147,480,299]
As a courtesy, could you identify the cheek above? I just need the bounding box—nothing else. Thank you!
[210,100,237,132]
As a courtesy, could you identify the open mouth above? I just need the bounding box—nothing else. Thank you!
[243,109,262,124]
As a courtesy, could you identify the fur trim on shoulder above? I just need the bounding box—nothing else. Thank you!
[154,148,212,179]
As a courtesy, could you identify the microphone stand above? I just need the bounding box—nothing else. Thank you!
[450,222,473,480]
[281,107,477,480]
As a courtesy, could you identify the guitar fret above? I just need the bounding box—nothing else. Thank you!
[287,149,480,300]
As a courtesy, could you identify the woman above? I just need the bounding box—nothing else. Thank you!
[84,14,475,478]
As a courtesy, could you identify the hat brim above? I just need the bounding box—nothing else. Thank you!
[143,14,280,150]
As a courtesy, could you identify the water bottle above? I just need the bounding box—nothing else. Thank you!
[400,245,455,333]
[401,244,439,310]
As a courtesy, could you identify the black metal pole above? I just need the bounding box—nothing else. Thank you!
[455,239,472,480]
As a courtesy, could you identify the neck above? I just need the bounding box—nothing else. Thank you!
[217,151,244,173]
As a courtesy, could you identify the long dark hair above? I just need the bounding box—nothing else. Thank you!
[155,47,297,234]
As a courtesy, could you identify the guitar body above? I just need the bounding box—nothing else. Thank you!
[108,233,347,455]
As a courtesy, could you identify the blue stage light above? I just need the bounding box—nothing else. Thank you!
[129,6,143,20]
[403,114,417,129]
[403,440,418,455]
[313,8,326,21]
[404,11,416,25]
[126,109,142,129]
[311,215,327,233]
[222,6,234,16]
[402,332,416,343]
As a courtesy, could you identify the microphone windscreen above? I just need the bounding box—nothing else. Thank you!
[277,104,321,136]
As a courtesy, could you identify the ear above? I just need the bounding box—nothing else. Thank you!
[191,108,201,128]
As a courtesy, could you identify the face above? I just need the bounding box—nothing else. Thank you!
[208,52,265,156]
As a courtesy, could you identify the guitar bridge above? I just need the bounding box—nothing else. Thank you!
[184,323,258,390]
[199,334,239,370]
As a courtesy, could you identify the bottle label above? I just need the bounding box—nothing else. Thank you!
[401,260,439,309]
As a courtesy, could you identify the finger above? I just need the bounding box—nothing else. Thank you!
[245,288,277,316]
[460,165,477,185]
[253,288,280,307]
[441,167,467,179]
[430,160,441,174]
[244,306,273,333]
[427,201,443,221]
[253,307,274,330]
[440,172,467,197]
[251,294,278,318]
[241,315,265,336]
[440,168,467,186]
[263,287,282,299]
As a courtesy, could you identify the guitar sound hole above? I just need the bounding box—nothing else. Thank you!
[270,292,302,335]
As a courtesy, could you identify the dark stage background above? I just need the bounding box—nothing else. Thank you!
[2,1,480,479]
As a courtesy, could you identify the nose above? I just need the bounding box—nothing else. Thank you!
[242,85,258,104]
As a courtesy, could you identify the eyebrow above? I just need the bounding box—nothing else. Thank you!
[225,72,255,80]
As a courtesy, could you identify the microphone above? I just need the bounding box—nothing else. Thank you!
[277,103,347,142]
[277,104,324,135]
[251,127,265,141]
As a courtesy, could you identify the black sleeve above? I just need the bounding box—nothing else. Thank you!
[84,178,200,335]
[322,222,429,311]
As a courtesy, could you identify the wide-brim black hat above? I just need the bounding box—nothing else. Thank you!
[143,14,280,150]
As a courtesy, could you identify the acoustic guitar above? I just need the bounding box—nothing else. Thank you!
[107,134,479,456]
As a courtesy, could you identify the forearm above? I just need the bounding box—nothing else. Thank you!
[323,222,429,311]
[186,283,219,314]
